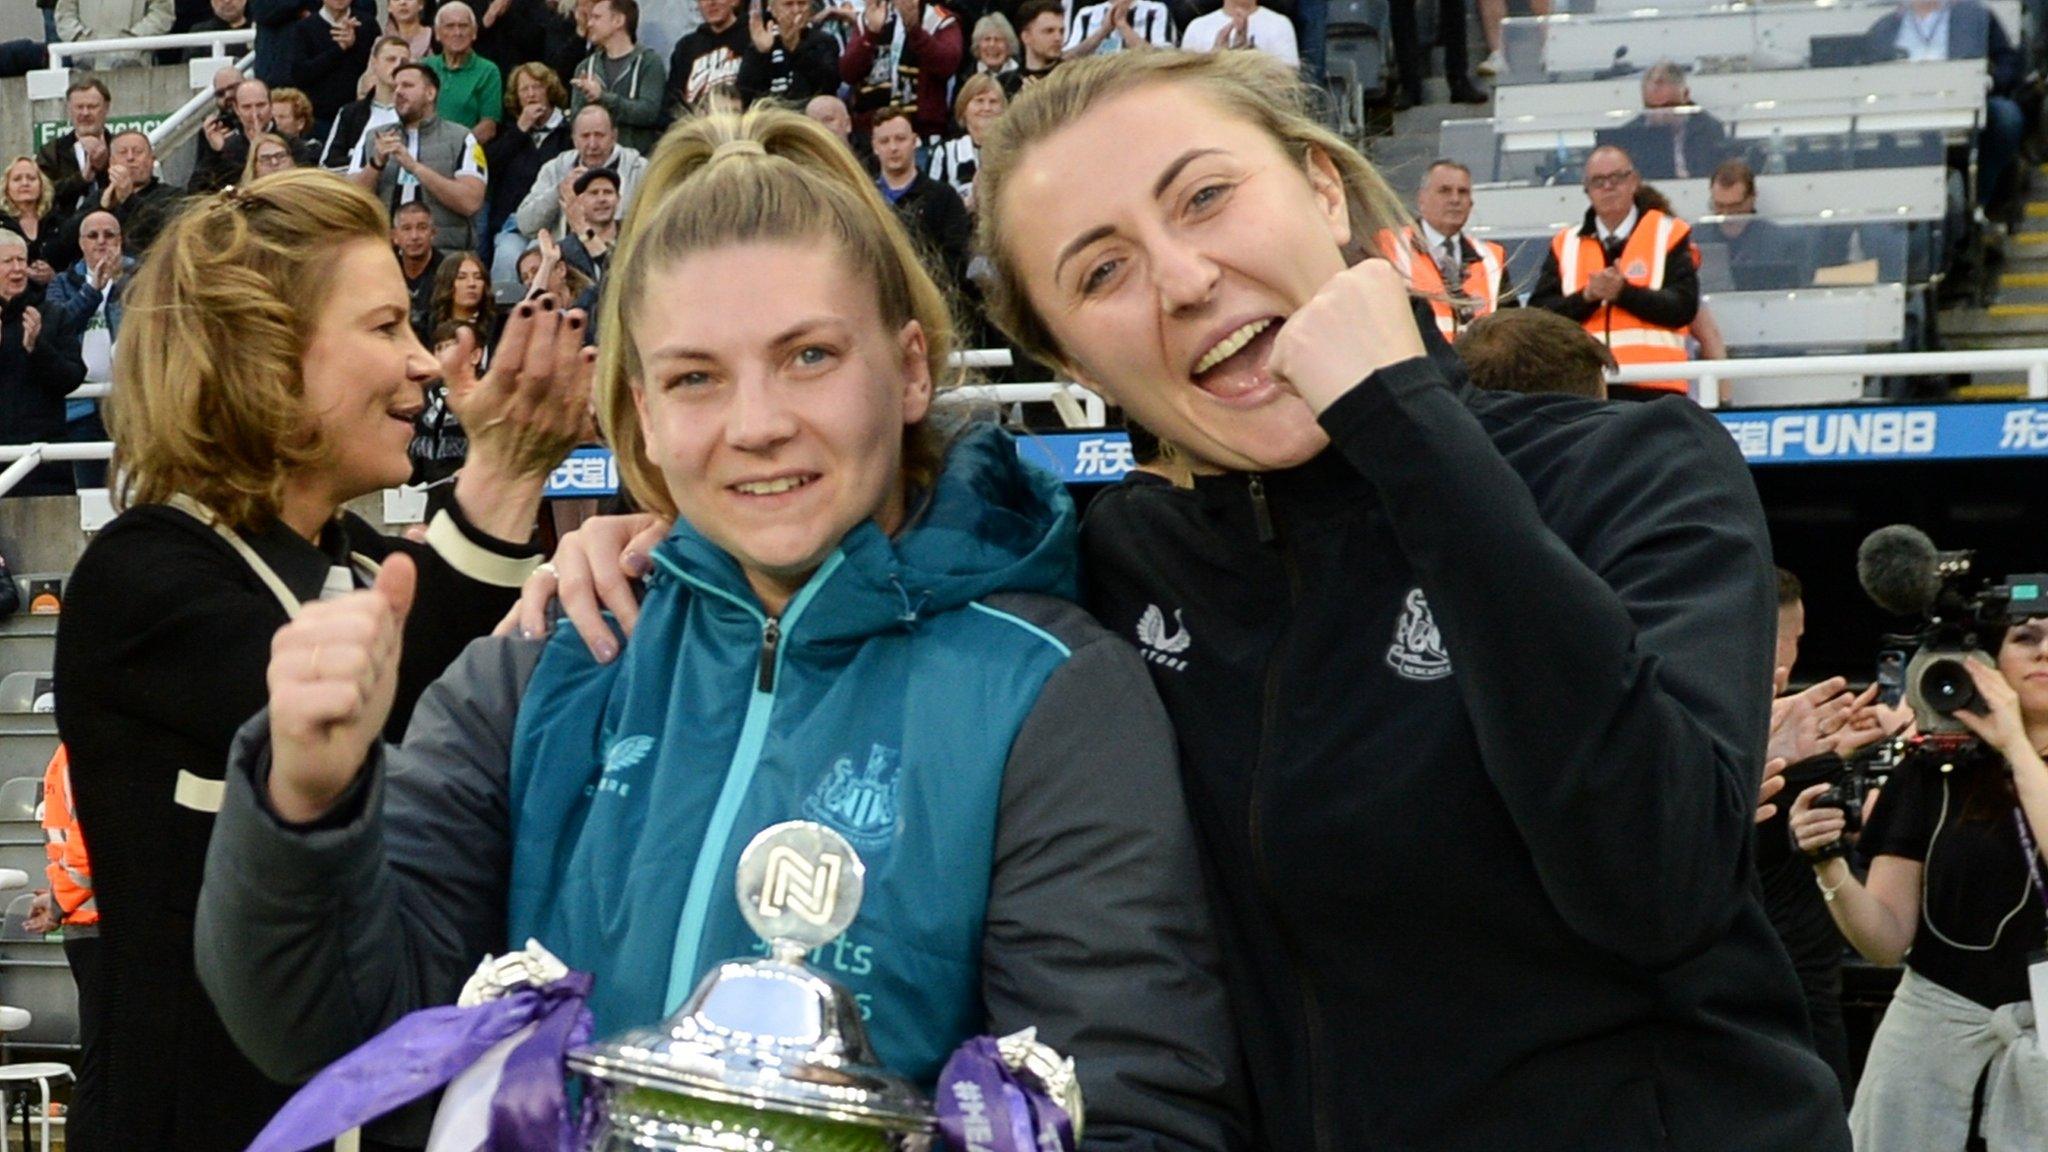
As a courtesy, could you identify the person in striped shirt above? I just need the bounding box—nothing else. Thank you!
[928,72,1005,208]
[1065,0,1173,57]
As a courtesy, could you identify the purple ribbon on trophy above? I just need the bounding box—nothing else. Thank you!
[936,1032,1082,1152]
[246,963,594,1152]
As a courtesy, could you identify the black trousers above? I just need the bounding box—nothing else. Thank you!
[62,934,104,1152]
[1388,0,1472,100]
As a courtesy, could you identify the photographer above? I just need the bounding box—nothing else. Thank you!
[1790,618,2048,1149]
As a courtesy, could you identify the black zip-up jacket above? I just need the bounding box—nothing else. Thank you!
[1081,356,1851,1152]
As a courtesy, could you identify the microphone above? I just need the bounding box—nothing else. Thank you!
[1856,525,1954,617]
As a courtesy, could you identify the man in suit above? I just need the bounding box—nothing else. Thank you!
[36,77,111,220]
[1863,0,2025,208]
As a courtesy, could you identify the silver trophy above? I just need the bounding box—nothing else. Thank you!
[570,822,935,1152]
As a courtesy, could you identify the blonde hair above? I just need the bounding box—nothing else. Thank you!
[974,50,1412,369]
[596,107,959,519]
[239,132,298,185]
[110,170,392,530]
[270,86,315,134]
[2,157,52,220]
[952,72,1007,130]
[505,61,569,118]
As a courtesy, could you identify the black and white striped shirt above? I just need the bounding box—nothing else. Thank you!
[928,134,978,202]
[1064,0,1177,54]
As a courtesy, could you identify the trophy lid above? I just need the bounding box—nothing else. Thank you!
[569,822,934,1134]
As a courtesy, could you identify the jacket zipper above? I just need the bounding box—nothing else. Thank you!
[757,617,780,692]
[1242,475,1336,1152]
[652,550,845,1011]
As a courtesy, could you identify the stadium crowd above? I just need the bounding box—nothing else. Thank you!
[0,2,2041,1152]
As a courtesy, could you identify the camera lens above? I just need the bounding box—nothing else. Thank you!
[1918,658,1980,716]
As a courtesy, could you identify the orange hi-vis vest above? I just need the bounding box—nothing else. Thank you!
[1551,209,1693,393]
[1379,227,1505,343]
[41,744,97,928]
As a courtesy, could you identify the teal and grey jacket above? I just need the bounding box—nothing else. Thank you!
[194,425,1247,1152]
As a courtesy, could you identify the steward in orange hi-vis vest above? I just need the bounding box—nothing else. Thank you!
[1545,208,1697,393]
[42,744,98,931]
[1377,227,1506,344]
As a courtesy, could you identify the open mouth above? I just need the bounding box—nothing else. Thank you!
[1192,317,1282,401]
[731,473,819,497]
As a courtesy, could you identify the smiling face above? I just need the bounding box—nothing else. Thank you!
[629,242,931,612]
[964,88,1006,141]
[579,178,619,225]
[2000,618,2048,724]
[997,83,1353,472]
[297,240,439,502]
[976,31,1012,69]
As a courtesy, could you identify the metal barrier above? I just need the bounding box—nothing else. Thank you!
[21,348,2048,498]
[1615,348,2048,408]
[26,29,255,101]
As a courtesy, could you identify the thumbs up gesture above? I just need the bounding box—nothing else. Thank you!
[266,554,417,823]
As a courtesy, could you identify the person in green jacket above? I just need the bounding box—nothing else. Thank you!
[570,0,668,154]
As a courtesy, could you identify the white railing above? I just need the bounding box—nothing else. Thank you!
[26,348,2048,498]
[149,50,256,152]
[1615,349,2048,409]
[44,29,252,67]
[0,442,111,499]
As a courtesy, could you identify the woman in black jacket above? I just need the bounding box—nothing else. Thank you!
[532,49,1854,1152]
[52,170,590,1152]
[483,62,573,253]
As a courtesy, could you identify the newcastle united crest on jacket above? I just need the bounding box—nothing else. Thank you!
[1385,587,1453,681]
[1135,604,1190,671]
[802,744,903,852]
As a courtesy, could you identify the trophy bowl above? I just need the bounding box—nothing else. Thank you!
[571,822,935,1152]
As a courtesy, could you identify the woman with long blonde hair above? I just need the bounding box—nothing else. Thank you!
[194,108,1242,1149]
[540,49,1853,1152]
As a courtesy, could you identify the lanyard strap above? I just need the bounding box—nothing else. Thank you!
[2013,808,2048,917]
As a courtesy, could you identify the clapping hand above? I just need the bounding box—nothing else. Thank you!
[80,134,107,174]
[332,13,359,49]
[749,0,776,52]
[1767,676,1859,766]
[21,306,42,353]
[1584,266,1626,304]
[572,73,603,100]
[443,291,597,479]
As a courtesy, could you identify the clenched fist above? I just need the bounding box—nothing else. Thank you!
[1266,257,1427,415]
[266,555,416,823]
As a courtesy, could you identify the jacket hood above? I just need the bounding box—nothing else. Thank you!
[653,421,1078,643]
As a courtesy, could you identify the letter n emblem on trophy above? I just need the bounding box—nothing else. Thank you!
[758,846,845,927]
